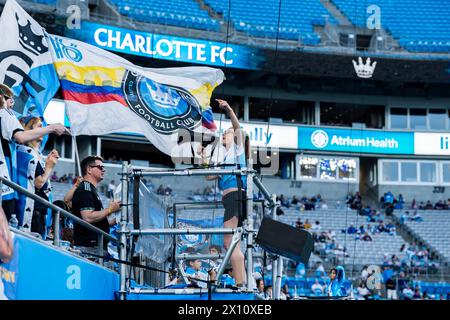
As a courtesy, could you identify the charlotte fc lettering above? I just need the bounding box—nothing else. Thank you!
[331,135,399,149]
[94,28,233,65]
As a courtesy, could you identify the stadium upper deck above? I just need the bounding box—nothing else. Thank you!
[12,0,450,55]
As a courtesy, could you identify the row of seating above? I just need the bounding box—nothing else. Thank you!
[332,0,450,53]
[393,210,450,262]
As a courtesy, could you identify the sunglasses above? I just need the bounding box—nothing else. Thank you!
[90,165,105,171]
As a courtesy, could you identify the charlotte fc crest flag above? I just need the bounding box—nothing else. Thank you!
[50,35,223,155]
[0,0,223,157]
[0,0,59,118]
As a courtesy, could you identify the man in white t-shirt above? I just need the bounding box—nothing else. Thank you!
[311,278,324,295]
[0,84,67,220]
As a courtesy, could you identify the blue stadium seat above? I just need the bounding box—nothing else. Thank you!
[109,0,220,32]
[332,0,450,53]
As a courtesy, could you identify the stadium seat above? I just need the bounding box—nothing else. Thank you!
[332,0,450,53]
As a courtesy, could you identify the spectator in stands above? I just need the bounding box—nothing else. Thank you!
[327,229,336,241]
[315,261,326,279]
[418,201,425,210]
[386,222,396,235]
[17,116,61,238]
[385,275,398,300]
[376,222,387,233]
[350,192,362,210]
[358,225,366,235]
[207,245,222,274]
[327,266,346,297]
[165,185,173,196]
[356,281,371,300]
[320,201,329,210]
[264,285,273,300]
[424,200,433,210]
[185,257,216,289]
[157,184,165,195]
[434,200,445,210]
[412,286,422,300]
[345,224,357,234]
[0,84,67,221]
[295,218,303,229]
[63,176,83,210]
[409,211,423,222]
[383,191,395,215]
[295,262,306,279]
[107,180,116,199]
[199,99,249,287]
[276,206,285,216]
[397,194,405,209]
[50,171,59,182]
[411,199,418,210]
[278,194,290,208]
[345,192,354,205]
[361,232,372,241]
[311,278,324,296]
[291,195,299,206]
[255,278,267,300]
[71,156,121,250]
[402,284,414,300]
[0,207,13,263]
[360,266,369,281]
[58,174,68,183]
[361,205,372,216]
[311,220,321,232]
[399,211,407,225]
[281,284,290,300]
[304,219,312,230]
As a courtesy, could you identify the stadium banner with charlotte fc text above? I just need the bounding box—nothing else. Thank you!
[65,21,264,70]
[1,232,118,300]
[298,127,415,155]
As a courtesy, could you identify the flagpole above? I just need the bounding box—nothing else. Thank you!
[72,134,82,177]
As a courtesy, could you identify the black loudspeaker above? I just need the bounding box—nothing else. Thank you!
[255,217,314,264]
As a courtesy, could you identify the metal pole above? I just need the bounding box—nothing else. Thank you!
[0,179,3,207]
[98,234,104,266]
[119,161,129,300]
[176,252,265,260]
[271,193,279,300]
[245,158,254,291]
[253,176,276,207]
[129,228,236,236]
[216,228,243,283]
[53,210,60,247]
[275,256,283,300]
[272,257,278,300]
[131,168,256,177]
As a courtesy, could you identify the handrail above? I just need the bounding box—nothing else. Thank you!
[0,177,117,243]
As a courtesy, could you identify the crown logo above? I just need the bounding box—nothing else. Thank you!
[352,57,377,79]
[16,13,48,55]
[146,81,181,107]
